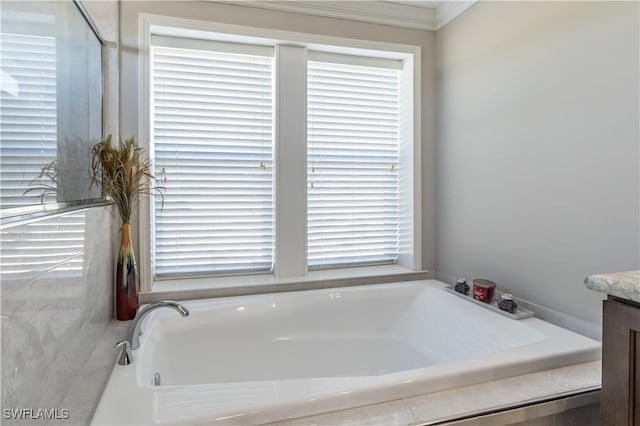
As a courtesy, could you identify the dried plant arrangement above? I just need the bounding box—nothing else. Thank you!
[90,135,164,320]
[90,135,163,224]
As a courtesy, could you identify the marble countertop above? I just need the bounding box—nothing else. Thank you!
[584,270,640,303]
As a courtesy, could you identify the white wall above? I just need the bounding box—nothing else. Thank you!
[118,1,437,272]
[436,1,640,324]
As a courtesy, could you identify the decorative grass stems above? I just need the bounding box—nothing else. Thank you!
[91,135,164,320]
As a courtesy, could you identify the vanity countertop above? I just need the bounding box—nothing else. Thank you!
[584,270,640,303]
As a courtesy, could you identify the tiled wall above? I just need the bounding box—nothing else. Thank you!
[1,1,119,424]
[1,208,115,425]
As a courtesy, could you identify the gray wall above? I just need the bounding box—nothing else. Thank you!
[435,1,640,324]
[0,1,119,424]
[118,0,438,272]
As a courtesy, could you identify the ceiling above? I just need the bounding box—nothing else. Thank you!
[216,1,476,31]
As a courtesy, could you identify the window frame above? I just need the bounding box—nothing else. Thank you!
[138,15,422,291]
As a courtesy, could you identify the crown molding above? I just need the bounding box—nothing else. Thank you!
[213,1,476,31]
[434,1,476,29]
[216,1,441,30]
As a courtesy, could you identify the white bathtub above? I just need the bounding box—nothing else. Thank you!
[92,279,600,425]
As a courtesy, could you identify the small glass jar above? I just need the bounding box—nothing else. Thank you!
[473,279,496,303]
[454,278,469,295]
[498,293,518,313]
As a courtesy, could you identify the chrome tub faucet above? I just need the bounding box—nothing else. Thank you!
[116,301,189,365]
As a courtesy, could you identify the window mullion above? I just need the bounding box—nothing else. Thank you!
[274,45,308,277]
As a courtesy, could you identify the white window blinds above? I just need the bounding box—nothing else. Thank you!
[0,33,57,207]
[307,59,400,268]
[151,41,274,278]
[0,211,86,281]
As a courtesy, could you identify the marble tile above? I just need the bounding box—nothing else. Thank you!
[254,363,601,426]
[584,270,640,304]
[1,207,116,425]
[403,361,600,423]
[59,321,129,425]
[262,400,418,426]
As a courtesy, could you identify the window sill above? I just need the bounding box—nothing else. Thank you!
[140,265,434,304]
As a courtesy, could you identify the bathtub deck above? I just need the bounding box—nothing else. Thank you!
[81,326,599,426]
[263,360,601,426]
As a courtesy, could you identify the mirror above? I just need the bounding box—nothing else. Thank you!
[0,0,104,224]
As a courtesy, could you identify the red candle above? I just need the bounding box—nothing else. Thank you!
[473,279,496,303]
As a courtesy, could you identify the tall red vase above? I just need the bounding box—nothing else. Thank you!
[116,223,139,320]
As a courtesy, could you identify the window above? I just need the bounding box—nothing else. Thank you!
[144,24,419,285]
[151,39,274,278]
[0,33,57,207]
[307,59,400,268]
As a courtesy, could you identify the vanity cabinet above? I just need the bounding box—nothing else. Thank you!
[602,297,640,426]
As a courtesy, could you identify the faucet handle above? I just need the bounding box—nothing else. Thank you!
[115,340,133,366]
